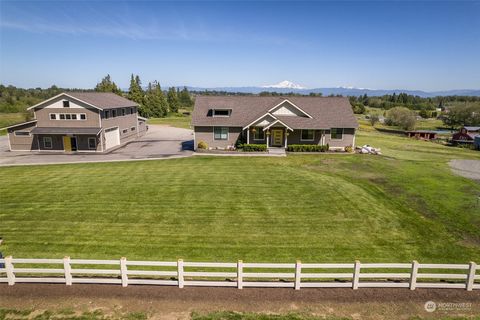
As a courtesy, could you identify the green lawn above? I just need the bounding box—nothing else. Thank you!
[0,130,479,263]
[148,113,191,129]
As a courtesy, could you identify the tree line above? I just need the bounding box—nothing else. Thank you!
[95,74,194,118]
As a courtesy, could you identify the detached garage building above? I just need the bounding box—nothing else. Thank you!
[6,92,147,152]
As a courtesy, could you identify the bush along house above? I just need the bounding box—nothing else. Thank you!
[6,92,147,152]
[192,96,358,151]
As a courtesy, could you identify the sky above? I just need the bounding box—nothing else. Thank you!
[0,1,479,91]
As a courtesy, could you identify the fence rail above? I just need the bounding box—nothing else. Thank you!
[0,257,478,290]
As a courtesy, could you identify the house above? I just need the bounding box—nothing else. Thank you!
[192,96,358,150]
[405,130,438,140]
[6,92,147,152]
[452,126,480,144]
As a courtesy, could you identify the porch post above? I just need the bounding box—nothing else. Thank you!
[284,129,288,148]
[246,128,250,144]
[266,131,269,148]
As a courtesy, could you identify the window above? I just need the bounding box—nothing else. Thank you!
[131,126,136,131]
[88,137,96,150]
[126,108,131,115]
[214,127,228,140]
[105,110,110,119]
[213,109,231,117]
[50,114,56,120]
[80,114,86,120]
[253,127,265,140]
[112,109,117,118]
[14,131,30,136]
[122,108,126,116]
[65,114,71,120]
[122,129,128,134]
[301,129,315,141]
[63,101,70,108]
[331,128,343,140]
[71,114,77,120]
[43,137,52,149]
[59,114,66,120]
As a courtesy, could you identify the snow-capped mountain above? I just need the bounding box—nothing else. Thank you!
[262,80,306,90]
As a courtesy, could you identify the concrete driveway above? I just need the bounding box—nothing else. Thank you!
[0,125,194,166]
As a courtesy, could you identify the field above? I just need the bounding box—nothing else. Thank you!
[1,129,479,263]
[148,112,192,129]
[0,112,26,135]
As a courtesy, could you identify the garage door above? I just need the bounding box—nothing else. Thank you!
[104,127,120,150]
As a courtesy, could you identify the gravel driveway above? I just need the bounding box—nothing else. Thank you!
[0,125,194,166]
[450,159,480,182]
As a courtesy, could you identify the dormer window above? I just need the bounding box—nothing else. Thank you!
[212,109,231,117]
[63,101,70,108]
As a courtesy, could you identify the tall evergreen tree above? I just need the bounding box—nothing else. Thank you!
[128,74,146,116]
[167,87,180,113]
[144,81,168,118]
[95,74,121,94]
[178,87,194,109]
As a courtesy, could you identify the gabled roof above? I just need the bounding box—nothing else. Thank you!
[464,126,480,131]
[2,120,37,130]
[27,92,138,111]
[192,96,359,129]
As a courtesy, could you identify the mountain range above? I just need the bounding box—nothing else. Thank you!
[185,80,480,97]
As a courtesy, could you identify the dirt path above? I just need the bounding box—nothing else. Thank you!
[1,284,479,319]
[450,159,480,182]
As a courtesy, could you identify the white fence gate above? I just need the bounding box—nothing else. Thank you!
[0,257,478,290]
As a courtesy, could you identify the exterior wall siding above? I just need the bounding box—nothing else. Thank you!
[35,107,100,128]
[324,128,355,148]
[7,122,37,151]
[37,134,64,151]
[287,129,323,145]
[195,126,242,149]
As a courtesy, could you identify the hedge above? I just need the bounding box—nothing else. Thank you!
[240,144,267,152]
[286,144,329,152]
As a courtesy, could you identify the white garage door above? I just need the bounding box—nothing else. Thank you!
[104,127,120,150]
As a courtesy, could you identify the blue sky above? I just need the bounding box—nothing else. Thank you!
[1,1,479,91]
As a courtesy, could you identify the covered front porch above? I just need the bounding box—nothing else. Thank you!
[244,120,293,148]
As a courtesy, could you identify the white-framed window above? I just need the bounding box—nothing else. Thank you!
[14,131,30,136]
[43,137,52,149]
[63,101,70,108]
[122,129,128,134]
[131,126,136,131]
[213,109,231,117]
[50,113,86,120]
[301,129,315,141]
[112,109,117,117]
[59,114,66,120]
[214,127,228,140]
[88,137,96,150]
[253,127,265,140]
[331,128,343,140]
[80,114,86,120]
[105,110,110,119]
[50,113,56,120]
[122,108,126,116]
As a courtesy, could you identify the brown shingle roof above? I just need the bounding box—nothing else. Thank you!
[67,92,138,109]
[192,96,358,129]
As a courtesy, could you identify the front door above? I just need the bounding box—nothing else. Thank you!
[63,136,71,151]
[272,129,283,147]
[70,137,77,151]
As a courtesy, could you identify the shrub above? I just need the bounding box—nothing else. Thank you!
[197,141,208,149]
[386,107,417,130]
[241,144,267,152]
[286,144,329,152]
[344,145,353,153]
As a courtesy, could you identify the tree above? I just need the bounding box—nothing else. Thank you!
[128,74,147,116]
[442,104,480,128]
[178,87,194,109]
[385,107,417,130]
[95,74,121,94]
[369,114,379,126]
[167,87,180,113]
[419,109,429,119]
[144,81,168,118]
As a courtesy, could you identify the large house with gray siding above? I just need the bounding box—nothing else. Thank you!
[192,96,358,150]
[6,92,147,152]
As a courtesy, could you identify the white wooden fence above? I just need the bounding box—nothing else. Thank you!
[0,257,478,290]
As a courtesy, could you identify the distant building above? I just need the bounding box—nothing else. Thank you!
[405,130,438,140]
[452,126,480,144]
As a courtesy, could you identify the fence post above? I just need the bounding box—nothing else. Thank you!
[237,260,243,289]
[295,260,302,290]
[120,257,128,287]
[177,259,184,288]
[63,256,72,286]
[466,261,477,291]
[352,260,360,290]
[5,256,15,286]
[409,260,418,290]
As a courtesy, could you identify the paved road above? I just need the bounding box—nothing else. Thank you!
[0,125,194,166]
[450,159,480,182]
